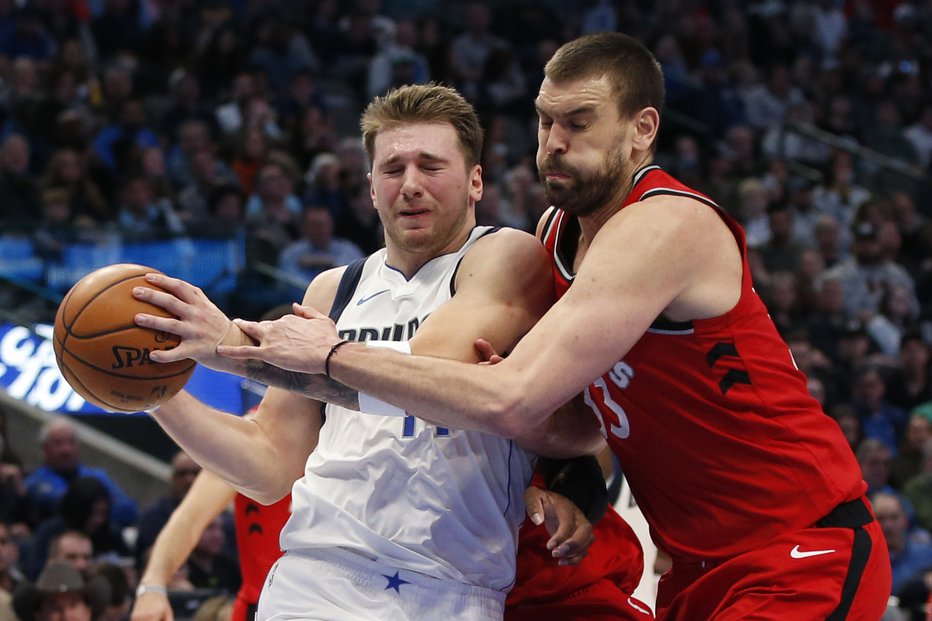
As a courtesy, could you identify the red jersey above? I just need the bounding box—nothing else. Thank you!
[231,493,291,621]
[507,498,643,607]
[539,165,864,562]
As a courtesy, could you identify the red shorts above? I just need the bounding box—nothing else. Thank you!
[656,498,891,621]
[505,578,654,621]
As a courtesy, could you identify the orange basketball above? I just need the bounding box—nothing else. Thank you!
[53,263,195,413]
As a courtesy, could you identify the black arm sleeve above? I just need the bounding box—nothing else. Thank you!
[538,455,608,524]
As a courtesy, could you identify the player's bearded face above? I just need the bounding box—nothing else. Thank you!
[538,140,629,216]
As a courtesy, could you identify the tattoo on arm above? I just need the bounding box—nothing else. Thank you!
[244,360,360,410]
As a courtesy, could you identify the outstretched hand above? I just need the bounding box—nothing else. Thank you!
[525,487,594,566]
[132,273,244,373]
[216,303,342,374]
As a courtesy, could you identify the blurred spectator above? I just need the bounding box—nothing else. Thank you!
[288,104,338,173]
[0,9,55,63]
[246,12,318,96]
[243,162,300,269]
[114,175,185,241]
[245,161,301,221]
[893,405,932,490]
[40,148,111,224]
[0,133,42,229]
[302,152,349,219]
[46,531,92,574]
[166,119,216,189]
[192,15,244,100]
[12,561,110,621]
[134,452,200,567]
[274,69,329,137]
[175,148,239,231]
[812,213,846,269]
[90,0,143,61]
[32,187,83,262]
[230,126,269,195]
[185,516,239,595]
[200,184,245,239]
[850,365,907,455]
[735,177,770,248]
[904,102,932,170]
[812,150,870,232]
[192,595,235,621]
[886,332,932,412]
[0,407,26,530]
[831,404,863,453]
[91,98,159,173]
[159,71,217,146]
[25,477,130,581]
[742,63,805,131]
[871,489,932,595]
[866,285,921,358]
[214,71,259,139]
[86,561,132,621]
[821,220,917,322]
[279,206,363,283]
[449,2,507,102]
[757,202,806,274]
[858,437,896,497]
[366,19,430,101]
[335,185,382,255]
[904,435,932,533]
[23,417,138,530]
[864,98,920,166]
[0,522,23,595]
[761,270,804,337]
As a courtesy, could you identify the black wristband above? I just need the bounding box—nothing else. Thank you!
[539,455,609,524]
[324,340,351,378]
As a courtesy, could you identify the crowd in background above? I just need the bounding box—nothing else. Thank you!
[1,0,932,619]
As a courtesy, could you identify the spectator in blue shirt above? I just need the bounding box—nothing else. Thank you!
[872,490,932,595]
[23,418,137,531]
[278,206,363,283]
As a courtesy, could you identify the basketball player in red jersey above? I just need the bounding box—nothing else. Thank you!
[130,466,291,621]
[220,33,892,619]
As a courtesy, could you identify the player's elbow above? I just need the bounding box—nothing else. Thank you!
[249,484,290,506]
[481,386,534,439]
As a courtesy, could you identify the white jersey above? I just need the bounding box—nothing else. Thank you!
[281,226,536,592]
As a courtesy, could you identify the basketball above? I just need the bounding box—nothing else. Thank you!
[53,263,196,413]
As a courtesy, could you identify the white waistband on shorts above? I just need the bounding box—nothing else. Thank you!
[288,547,506,613]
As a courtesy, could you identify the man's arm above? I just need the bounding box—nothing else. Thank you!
[145,271,341,503]
[131,470,236,621]
[220,197,743,445]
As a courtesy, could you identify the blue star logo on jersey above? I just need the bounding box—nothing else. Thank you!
[382,571,410,593]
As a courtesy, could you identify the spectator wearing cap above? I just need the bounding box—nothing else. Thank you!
[12,562,110,621]
[819,219,918,322]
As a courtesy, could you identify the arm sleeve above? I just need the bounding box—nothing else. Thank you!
[537,455,608,524]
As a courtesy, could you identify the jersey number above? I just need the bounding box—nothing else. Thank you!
[584,376,631,440]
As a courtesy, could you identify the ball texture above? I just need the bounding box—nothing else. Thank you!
[53,263,195,413]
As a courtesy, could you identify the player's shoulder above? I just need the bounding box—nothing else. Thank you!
[302,264,352,313]
[470,226,544,255]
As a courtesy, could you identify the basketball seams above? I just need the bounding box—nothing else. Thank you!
[53,263,194,413]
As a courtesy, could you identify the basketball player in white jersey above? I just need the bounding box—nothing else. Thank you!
[133,84,604,620]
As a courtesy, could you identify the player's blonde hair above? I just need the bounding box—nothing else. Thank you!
[360,83,484,169]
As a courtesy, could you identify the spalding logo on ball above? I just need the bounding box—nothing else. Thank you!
[53,263,195,413]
